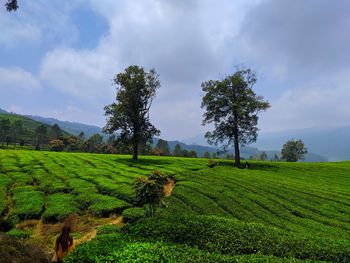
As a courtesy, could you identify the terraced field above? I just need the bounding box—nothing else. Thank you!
[0,150,206,224]
[1,149,350,262]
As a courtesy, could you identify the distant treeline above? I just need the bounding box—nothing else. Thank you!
[0,119,201,157]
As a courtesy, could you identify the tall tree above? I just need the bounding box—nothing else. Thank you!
[201,67,270,167]
[155,139,170,156]
[104,65,160,160]
[173,144,182,157]
[35,125,48,150]
[0,119,11,147]
[51,123,62,140]
[12,120,24,149]
[281,139,308,162]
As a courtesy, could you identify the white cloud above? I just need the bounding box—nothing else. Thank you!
[259,70,350,132]
[0,67,41,91]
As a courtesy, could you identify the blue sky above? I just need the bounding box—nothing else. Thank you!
[1,0,350,140]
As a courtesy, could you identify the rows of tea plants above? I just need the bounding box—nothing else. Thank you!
[0,150,207,224]
[163,162,350,239]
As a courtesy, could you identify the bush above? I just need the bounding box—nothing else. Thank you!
[207,159,217,168]
[42,193,79,223]
[88,195,131,217]
[122,207,145,222]
[0,233,49,263]
[10,187,45,220]
[124,215,350,262]
[64,233,305,263]
[7,229,30,239]
[96,225,122,235]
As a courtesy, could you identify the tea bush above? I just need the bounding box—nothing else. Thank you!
[122,207,145,222]
[42,193,79,223]
[124,215,350,262]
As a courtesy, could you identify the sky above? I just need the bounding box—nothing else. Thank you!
[1,0,350,141]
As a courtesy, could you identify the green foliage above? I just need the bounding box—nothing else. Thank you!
[134,171,168,217]
[49,139,65,152]
[10,186,45,220]
[207,159,217,168]
[154,139,170,156]
[122,207,145,222]
[65,233,304,263]
[88,195,131,217]
[125,215,350,262]
[42,193,79,223]
[201,66,270,166]
[96,225,122,236]
[281,139,308,162]
[103,65,161,160]
[0,233,49,263]
[6,228,30,239]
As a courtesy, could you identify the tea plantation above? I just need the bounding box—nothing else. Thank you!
[0,149,350,262]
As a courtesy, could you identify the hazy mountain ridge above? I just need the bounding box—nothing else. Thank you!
[25,115,103,138]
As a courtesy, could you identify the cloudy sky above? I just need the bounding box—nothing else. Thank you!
[1,0,350,140]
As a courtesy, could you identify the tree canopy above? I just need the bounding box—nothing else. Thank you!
[103,65,160,160]
[281,139,308,162]
[201,67,270,166]
[5,0,18,11]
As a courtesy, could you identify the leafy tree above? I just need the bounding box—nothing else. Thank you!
[273,154,280,162]
[260,151,267,161]
[4,0,18,11]
[107,134,116,145]
[155,139,170,156]
[49,139,64,152]
[104,65,160,160]
[51,124,62,140]
[281,139,308,162]
[188,150,197,158]
[0,119,11,147]
[173,144,182,157]
[11,120,24,149]
[134,171,167,217]
[203,151,210,158]
[201,67,270,167]
[82,133,104,153]
[34,125,48,150]
[78,131,85,141]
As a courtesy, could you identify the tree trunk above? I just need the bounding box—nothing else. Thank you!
[233,133,241,167]
[132,142,138,160]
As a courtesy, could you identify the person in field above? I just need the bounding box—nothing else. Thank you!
[52,225,75,262]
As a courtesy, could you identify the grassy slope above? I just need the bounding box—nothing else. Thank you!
[0,113,70,143]
[0,149,349,262]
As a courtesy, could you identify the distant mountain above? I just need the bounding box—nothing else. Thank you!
[26,115,103,139]
[254,127,350,161]
[0,108,8,114]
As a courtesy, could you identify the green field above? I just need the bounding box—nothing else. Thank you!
[0,149,349,262]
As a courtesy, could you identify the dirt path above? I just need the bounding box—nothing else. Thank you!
[163,178,175,197]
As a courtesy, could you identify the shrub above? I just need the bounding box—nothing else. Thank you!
[207,159,217,168]
[88,195,131,217]
[49,139,65,152]
[0,233,49,263]
[124,215,350,262]
[7,229,30,239]
[64,233,305,263]
[10,187,45,220]
[42,193,79,223]
[122,207,145,222]
[97,225,122,235]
